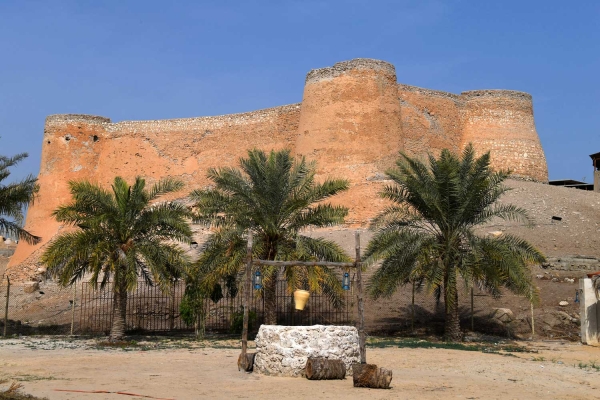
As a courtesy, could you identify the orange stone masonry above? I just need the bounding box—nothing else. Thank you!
[461,90,548,181]
[6,58,548,280]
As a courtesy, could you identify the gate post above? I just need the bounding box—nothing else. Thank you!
[239,230,254,371]
[3,277,10,337]
[580,278,599,345]
[355,231,366,364]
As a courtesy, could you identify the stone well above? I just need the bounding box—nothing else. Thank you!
[253,325,360,377]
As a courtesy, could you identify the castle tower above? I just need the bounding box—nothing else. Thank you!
[8,114,110,275]
[295,59,403,224]
[460,90,548,182]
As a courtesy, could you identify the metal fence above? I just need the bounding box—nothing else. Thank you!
[79,282,187,334]
[366,284,532,337]
[0,278,354,336]
[1,277,580,339]
[78,279,354,334]
[1,280,76,336]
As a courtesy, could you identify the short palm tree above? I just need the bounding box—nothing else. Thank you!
[190,149,350,325]
[365,145,546,341]
[42,176,192,341]
[0,152,40,244]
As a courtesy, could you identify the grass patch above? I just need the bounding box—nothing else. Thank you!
[94,340,139,349]
[576,361,600,371]
[13,375,58,382]
[367,337,532,357]
[91,336,242,351]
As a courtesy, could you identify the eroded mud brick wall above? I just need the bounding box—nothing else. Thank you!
[295,59,403,224]
[397,84,463,158]
[9,105,301,278]
[7,58,548,280]
[461,90,547,181]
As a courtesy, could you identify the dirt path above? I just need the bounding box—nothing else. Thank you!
[1,338,599,399]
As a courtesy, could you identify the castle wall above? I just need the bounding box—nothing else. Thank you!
[7,58,550,280]
[295,59,403,224]
[460,90,548,181]
[9,115,111,272]
[397,84,463,158]
[8,105,301,279]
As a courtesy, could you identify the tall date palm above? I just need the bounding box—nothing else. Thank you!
[190,149,350,325]
[42,177,192,341]
[365,145,545,341]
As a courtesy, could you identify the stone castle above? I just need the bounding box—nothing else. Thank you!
[7,58,548,280]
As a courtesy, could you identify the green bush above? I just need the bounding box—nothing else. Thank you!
[229,306,257,334]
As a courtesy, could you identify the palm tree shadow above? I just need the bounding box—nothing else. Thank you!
[371,304,510,337]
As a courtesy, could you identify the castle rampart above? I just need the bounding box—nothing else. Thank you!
[461,90,547,181]
[6,58,548,280]
[397,84,463,158]
[296,59,403,223]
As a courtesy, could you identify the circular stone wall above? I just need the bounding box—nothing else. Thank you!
[253,325,360,377]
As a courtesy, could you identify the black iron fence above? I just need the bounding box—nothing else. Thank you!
[0,277,580,339]
[78,279,354,334]
[79,282,188,334]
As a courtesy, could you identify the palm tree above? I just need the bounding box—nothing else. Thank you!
[190,149,350,325]
[0,152,40,244]
[364,145,545,341]
[42,177,192,341]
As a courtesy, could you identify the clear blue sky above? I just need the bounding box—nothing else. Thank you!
[1,0,598,182]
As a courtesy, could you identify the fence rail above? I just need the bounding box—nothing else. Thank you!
[78,279,354,334]
[0,277,580,340]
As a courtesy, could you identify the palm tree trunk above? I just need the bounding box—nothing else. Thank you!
[110,279,127,341]
[444,272,461,341]
[263,277,278,325]
[444,265,462,342]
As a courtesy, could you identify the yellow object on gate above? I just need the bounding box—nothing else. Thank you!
[294,290,310,310]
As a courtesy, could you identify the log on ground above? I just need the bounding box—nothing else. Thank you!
[352,363,392,389]
[237,352,256,372]
[305,357,346,380]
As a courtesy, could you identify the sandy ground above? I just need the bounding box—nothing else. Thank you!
[1,338,600,400]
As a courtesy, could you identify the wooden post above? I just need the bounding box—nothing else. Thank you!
[470,287,474,332]
[530,287,535,339]
[411,281,415,333]
[3,277,10,337]
[355,231,366,364]
[238,230,254,371]
[70,282,77,335]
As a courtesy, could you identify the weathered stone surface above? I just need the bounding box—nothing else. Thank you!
[23,281,39,294]
[491,308,514,323]
[253,325,360,377]
[542,256,600,272]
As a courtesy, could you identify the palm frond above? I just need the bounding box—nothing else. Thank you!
[0,150,40,243]
[368,144,546,338]
[41,176,192,293]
